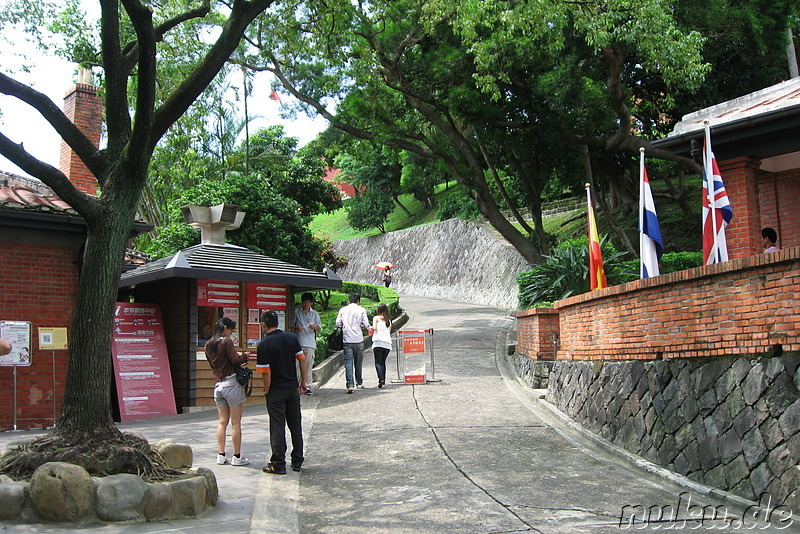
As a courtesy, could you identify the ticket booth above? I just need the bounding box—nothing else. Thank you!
[117,204,341,413]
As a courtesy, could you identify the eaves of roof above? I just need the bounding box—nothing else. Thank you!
[119,243,343,291]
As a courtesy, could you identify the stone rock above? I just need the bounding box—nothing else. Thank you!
[142,482,173,520]
[763,357,785,380]
[742,362,768,406]
[158,442,193,468]
[0,481,27,520]
[763,373,800,417]
[724,454,750,487]
[718,429,742,464]
[766,445,794,479]
[95,473,148,522]
[778,399,800,437]
[748,462,773,497]
[759,419,785,450]
[732,404,756,438]
[170,476,207,517]
[29,462,94,522]
[741,426,767,469]
[195,467,219,507]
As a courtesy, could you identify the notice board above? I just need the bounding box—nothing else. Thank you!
[112,303,177,422]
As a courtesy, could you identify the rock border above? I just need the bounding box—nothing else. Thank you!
[0,440,216,525]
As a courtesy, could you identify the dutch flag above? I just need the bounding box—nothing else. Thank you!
[639,148,663,278]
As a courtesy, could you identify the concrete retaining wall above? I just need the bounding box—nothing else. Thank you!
[543,355,800,509]
[333,219,529,310]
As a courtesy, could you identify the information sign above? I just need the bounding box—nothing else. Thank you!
[112,303,177,422]
[0,321,32,366]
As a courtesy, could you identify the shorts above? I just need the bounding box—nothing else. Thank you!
[214,374,246,408]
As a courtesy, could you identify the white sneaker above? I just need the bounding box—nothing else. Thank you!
[356,384,364,389]
[216,454,228,465]
[231,455,250,466]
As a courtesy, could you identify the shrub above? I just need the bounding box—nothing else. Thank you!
[437,190,481,221]
[618,250,703,280]
[517,236,633,308]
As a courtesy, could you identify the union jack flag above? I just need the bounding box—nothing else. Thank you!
[702,123,733,265]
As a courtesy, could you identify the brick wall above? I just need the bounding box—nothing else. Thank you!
[515,247,799,361]
[514,307,559,359]
[0,234,82,430]
[758,167,800,252]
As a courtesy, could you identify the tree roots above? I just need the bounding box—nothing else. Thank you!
[0,431,182,481]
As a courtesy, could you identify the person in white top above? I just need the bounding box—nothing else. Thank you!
[293,293,321,395]
[335,293,370,393]
[369,304,393,388]
[761,227,780,253]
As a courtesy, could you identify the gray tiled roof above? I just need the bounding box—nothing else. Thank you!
[119,243,342,290]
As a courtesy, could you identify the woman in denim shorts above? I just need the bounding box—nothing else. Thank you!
[205,317,250,466]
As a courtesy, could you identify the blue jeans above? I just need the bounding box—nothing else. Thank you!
[343,341,364,388]
[373,347,390,383]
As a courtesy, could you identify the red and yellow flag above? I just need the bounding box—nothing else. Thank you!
[586,184,607,290]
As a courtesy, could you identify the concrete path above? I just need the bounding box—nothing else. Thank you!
[2,295,789,533]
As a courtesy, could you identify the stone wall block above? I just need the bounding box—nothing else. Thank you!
[697,388,717,416]
[777,399,800,437]
[725,388,747,423]
[742,363,769,406]
[195,467,219,507]
[759,419,785,450]
[749,463,774,497]
[766,445,794,479]
[730,477,756,501]
[142,482,173,520]
[29,462,94,522]
[710,403,733,435]
[0,481,27,520]
[763,357,785,380]
[157,443,193,468]
[732,405,756,438]
[170,477,207,517]
[95,473,148,522]
[741,426,768,468]
[718,429,743,464]
[764,373,800,417]
[705,463,729,489]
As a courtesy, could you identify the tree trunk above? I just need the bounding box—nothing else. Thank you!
[55,173,142,441]
[393,194,412,216]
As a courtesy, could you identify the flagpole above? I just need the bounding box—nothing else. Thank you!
[704,121,719,263]
[639,147,646,278]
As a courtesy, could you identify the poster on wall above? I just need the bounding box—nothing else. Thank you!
[197,280,240,307]
[112,303,177,422]
[0,321,32,366]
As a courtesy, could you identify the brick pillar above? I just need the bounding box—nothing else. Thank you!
[59,75,102,196]
[514,308,560,360]
[718,156,761,258]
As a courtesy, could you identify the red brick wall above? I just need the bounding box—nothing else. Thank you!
[720,157,762,258]
[516,247,799,360]
[59,83,102,196]
[514,308,559,359]
[0,237,80,430]
[758,167,800,252]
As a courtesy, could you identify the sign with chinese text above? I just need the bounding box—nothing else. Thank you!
[197,280,240,307]
[112,303,177,422]
[0,321,31,366]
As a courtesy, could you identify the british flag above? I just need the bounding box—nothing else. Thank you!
[702,123,733,265]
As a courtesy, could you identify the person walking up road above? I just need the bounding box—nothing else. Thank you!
[293,292,321,395]
[335,293,370,393]
[369,303,392,388]
[257,310,307,474]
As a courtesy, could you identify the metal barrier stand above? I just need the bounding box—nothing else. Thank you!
[390,329,442,384]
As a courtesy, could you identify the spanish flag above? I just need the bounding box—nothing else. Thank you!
[586,183,607,290]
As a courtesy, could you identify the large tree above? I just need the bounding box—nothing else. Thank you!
[233,0,715,264]
[0,0,275,476]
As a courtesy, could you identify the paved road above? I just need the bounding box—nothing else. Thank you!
[2,295,787,533]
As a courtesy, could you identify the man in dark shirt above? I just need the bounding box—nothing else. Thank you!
[257,310,308,474]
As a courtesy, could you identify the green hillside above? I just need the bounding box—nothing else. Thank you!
[313,178,704,255]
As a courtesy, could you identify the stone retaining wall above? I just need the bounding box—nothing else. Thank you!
[333,219,529,310]
[544,355,800,509]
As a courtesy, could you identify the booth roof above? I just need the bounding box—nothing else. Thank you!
[118,242,342,290]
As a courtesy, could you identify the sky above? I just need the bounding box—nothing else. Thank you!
[0,25,329,178]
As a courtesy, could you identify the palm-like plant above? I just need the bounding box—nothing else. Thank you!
[517,236,633,308]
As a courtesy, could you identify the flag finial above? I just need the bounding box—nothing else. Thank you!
[585,183,590,189]
[639,147,645,154]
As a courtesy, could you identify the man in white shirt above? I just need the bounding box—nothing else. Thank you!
[293,293,321,395]
[335,293,370,393]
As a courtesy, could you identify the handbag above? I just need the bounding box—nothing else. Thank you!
[235,366,254,396]
[327,327,344,352]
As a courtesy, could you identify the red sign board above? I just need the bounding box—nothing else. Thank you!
[403,336,426,353]
[112,303,177,422]
[247,284,288,309]
[197,280,240,307]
